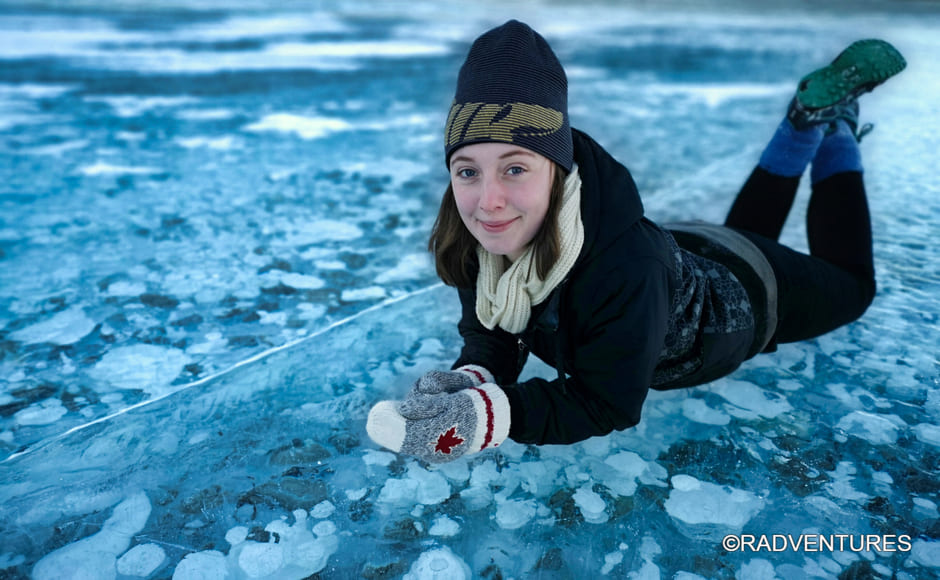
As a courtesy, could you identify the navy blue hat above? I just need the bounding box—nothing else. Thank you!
[444,20,573,172]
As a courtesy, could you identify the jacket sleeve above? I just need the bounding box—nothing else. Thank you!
[504,253,673,445]
[451,286,526,386]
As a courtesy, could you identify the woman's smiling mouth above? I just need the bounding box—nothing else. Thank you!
[479,218,518,233]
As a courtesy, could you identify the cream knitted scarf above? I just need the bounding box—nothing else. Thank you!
[475,167,584,334]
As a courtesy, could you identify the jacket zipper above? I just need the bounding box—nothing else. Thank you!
[516,337,528,374]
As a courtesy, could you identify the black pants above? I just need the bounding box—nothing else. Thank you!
[724,167,876,344]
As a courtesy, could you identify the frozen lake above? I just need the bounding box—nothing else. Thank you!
[1,1,938,578]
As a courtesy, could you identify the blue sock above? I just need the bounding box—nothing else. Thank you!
[758,118,824,178]
[811,121,863,184]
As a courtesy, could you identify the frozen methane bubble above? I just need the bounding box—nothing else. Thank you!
[572,484,608,524]
[13,399,68,426]
[404,546,471,580]
[9,306,96,345]
[362,449,396,467]
[278,272,326,290]
[681,397,731,426]
[377,476,419,507]
[494,497,537,530]
[88,344,192,396]
[116,544,166,577]
[835,411,903,446]
[664,475,764,528]
[377,463,451,508]
[179,511,339,579]
[824,461,869,502]
[913,423,940,447]
[33,493,152,580]
[172,550,227,579]
[601,550,623,575]
[225,526,249,546]
[909,539,940,568]
[310,500,336,518]
[708,380,792,420]
[598,450,659,496]
[407,463,451,505]
[375,253,432,283]
[341,286,387,302]
[737,558,777,579]
[429,515,460,537]
[238,542,284,577]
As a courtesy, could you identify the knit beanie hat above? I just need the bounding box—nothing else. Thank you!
[444,20,573,172]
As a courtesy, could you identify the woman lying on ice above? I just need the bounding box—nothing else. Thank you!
[366,20,906,463]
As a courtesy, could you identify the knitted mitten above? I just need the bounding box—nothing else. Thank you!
[367,379,510,464]
[415,366,495,393]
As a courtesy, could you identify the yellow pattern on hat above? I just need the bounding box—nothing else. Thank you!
[445,102,565,149]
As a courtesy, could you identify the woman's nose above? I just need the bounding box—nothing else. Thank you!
[478,177,506,212]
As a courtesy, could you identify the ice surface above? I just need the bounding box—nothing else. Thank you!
[1,1,938,578]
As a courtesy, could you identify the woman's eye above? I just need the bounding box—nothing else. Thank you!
[457,168,476,179]
[507,166,525,176]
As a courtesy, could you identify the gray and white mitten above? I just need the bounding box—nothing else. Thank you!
[366,378,509,464]
[414,365,495,394]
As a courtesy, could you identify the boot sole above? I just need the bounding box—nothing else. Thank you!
[797,39,907,109]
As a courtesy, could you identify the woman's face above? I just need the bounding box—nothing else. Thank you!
[449,142,553,262]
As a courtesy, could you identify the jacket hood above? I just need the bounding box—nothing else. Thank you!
[571,128,645,265]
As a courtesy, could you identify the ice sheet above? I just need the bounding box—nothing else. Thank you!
[0,1,937,578]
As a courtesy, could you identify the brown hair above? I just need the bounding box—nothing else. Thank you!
[428,164,567,288]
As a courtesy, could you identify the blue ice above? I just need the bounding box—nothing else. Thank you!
[0,1,938,578]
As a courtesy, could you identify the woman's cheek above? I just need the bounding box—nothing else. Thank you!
[453,188,477,219]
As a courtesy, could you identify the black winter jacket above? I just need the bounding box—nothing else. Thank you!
[453,129,757,445]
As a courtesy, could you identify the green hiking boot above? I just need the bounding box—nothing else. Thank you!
[786,38,906,132]
[825,98,875,142]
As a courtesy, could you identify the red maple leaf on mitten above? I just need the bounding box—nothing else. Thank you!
[434,426,465,455]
